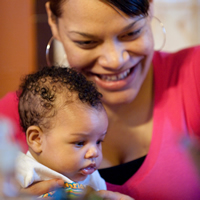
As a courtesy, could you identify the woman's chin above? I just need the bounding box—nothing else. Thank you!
[101,89,139,107]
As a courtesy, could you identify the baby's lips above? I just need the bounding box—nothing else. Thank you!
[81,164,96,175]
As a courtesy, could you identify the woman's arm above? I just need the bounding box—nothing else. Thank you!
[97,190,134,200]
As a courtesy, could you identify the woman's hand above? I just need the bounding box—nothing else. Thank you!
[20,179,64,196]
[97,190,134,200]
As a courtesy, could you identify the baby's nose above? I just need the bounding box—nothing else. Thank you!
[85,146,99,159]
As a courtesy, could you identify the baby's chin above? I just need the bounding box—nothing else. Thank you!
[70,166,98,182]
[67,173,89,183]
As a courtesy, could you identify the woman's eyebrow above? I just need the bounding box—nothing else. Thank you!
[122,21,138,31]
[68,31,96,38]
[122,17,144,31]
[68,17,144,37]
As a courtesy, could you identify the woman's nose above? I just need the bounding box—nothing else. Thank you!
[98,42,129,70]
[85,146,99,159]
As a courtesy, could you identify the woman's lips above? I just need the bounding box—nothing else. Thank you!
[91,65,139,91]
[100,68,131,81]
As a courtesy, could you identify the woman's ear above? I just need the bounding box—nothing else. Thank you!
[26,126,43,154]
[45,2,61,41]
[148,0,154,20]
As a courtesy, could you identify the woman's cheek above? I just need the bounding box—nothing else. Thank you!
[144,26,154,53]
[139,30,154,55]
[67,52,83,68]
[67,50,90,69]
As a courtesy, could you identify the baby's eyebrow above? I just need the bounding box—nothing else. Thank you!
[70,133,89,136]
[70,131,107,137]
[102,131,107,136]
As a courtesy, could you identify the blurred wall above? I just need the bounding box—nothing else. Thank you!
[0,1,36,98]
[153,0,200,52]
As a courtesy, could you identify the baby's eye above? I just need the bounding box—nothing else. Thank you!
[74,40,98,49]
[96,140,103,145]
[75,141,85,147]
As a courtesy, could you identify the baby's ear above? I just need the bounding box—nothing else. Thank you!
[26,126,43,154]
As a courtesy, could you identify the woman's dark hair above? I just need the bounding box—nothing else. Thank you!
[17,66,103,133]
[48,0,149,18]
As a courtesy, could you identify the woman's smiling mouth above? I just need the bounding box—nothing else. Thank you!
[100,68,131,81]
[89,64,140,91]
[92,67,134,82]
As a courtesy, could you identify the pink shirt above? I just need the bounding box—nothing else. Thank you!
[0,92,28,152]
[107,46,200,199]
[0,46,200,199]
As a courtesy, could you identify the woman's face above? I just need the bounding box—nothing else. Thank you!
[47,0,154,106]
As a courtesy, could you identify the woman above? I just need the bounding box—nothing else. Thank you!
[0,0,200,199]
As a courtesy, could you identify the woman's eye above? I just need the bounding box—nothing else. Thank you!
[74,40,98,49]
[75,141,85,147]
[121,29,142,40]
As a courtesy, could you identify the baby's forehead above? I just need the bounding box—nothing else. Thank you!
[54,89,103,110]
[53,100,107,131]
[55,98,105,124]
[61,98,103,113]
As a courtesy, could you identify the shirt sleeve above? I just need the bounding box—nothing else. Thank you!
[183,46,200,139]
[0,92,28,152]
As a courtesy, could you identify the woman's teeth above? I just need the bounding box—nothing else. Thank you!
[100,69,131,81]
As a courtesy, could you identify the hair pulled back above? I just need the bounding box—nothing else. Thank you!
[48,0,149,18]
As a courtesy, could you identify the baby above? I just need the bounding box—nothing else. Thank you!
[15,66,108,197]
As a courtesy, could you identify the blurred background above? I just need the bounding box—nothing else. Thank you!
[0,0,200,98]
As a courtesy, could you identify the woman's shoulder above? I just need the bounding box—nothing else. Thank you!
[153,45,200,83]
[153,46,200,138]
[0,92,18,110]
[0,91,18,100]
[0,91,28,152]
[153,45,200,66]
[0,91,19,117]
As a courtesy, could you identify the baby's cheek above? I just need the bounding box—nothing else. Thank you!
[97,153,103,168]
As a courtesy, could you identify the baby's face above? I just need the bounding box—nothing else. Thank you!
[39,102,108,182]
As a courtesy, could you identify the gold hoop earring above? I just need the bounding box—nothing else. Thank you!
[151,16,166,51]
[46,37,69,67]
[46,36,54,67]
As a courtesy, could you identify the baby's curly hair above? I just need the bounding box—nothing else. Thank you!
[17,66,103,133]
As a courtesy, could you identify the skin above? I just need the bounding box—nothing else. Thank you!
[26,100,108,182]
[46,0,154,168]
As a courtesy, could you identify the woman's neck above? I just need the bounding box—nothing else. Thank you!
[103,65,154,127]
[100,66,154,168]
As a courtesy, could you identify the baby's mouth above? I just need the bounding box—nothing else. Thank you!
[80,164,97,175]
